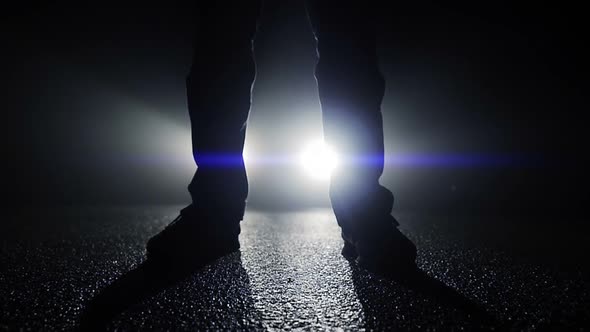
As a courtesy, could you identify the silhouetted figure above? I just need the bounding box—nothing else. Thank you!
[147,1,417,277]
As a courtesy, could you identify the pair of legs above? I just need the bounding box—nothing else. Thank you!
[148,0,416,276]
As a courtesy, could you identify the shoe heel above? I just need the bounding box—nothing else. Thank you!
[341,241,358,261]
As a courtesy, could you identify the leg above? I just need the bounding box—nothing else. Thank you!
[146,0,262,265]
[187,1,262,222]
[305,0,417,274]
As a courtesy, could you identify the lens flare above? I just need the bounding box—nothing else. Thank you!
[299,140,338,180]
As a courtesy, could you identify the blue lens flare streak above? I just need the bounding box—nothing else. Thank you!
[119,152,543,168]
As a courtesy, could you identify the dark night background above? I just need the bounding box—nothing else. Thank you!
[2,1,587,215]
[2,1,590,330]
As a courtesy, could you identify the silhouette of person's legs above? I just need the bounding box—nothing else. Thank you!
[146,1,262,266]
[146,1,415,275]
[186,1,262,214]
[305,0,417,275]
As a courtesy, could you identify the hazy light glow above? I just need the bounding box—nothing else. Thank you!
[299,140,339,180]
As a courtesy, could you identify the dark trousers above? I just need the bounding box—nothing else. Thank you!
[187,0,395,235]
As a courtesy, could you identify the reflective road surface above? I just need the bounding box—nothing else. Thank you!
[1,206,589,330]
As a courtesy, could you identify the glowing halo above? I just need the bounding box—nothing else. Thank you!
[299,140,339,180]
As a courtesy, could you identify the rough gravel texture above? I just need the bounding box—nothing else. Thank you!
[1,206,588,330]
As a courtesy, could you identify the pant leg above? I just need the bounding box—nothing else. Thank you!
[187,1,262,220]
[305,0,396,235]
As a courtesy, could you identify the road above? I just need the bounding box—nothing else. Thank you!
[1,206,588,330]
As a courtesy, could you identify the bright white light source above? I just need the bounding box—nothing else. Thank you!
[299,140,339,180]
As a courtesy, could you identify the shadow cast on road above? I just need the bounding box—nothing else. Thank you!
[80,250,499,330]
[350,263,500,329]
[79,251,259,331]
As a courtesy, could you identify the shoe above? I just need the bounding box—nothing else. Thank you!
[342,215,418,278]
[146,205,241,269]
[340,235,358,261]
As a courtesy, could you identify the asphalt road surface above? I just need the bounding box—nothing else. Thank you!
[1,206,588,330]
